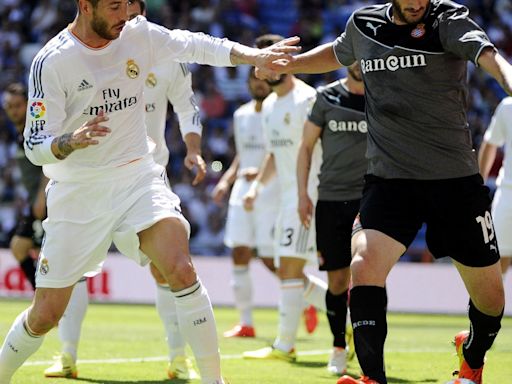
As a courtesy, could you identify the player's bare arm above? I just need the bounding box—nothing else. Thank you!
[478,48,512,96]
[257,42,342,80]
[297,120,322,229]
[242,153,276,211]
[211,155,239,204]
[478,141,499,181]
[183,132,206,186]
[231,37,301,67]
[51,113,111,160]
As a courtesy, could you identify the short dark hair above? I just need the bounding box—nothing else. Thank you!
[4,83,27,100]
[254,34,285,49]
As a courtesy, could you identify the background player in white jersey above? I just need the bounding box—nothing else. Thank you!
[479,96,512,277]
[42,0,200,379]
[242,34,327,362]
[0,1,299,383]
[211,68,279,338]
[297,62,366,375]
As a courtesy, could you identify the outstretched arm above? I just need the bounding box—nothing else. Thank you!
[478,48,512,96]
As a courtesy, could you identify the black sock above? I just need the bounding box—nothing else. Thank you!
[19,255,37,290]
[463,300,503,368]
[350,286,388,384]
[326,289,348,348]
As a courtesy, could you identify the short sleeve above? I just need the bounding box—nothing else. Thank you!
[439,6,495,65]
[332,14,357,67]
[308,90,327,130]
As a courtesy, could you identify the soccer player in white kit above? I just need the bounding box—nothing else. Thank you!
[479,96,512,277]
[0,1,299,383]
[242,35,327,362]
[211,68,279,338]
[42,0,200,379]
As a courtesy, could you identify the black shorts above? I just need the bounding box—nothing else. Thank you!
[316,199,360,271]
[14,212,44,247]
[358,174,500,267]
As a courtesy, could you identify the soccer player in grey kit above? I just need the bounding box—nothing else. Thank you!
[297,62,366,375]
[260,0,511,383]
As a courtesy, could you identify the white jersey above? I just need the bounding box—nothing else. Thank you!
[484,97,512,188]
[24,16,234,182]
[144,60,201,167]
[262,79,321,204]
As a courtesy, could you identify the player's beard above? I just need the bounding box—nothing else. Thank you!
[392,0,426,25]
[91,10,120,40]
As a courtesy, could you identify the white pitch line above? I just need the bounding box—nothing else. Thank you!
[23,347,456,367]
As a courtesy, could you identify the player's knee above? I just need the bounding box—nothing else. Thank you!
[27,307,62,335]
[166,258,196,288]
[328,272,350,294]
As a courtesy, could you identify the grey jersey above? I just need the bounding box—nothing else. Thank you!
[15,139,44,205]
[309,80,366,201]
[333,0,494,179]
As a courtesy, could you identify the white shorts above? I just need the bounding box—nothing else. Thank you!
[36,160,189,288]
[492,186,512,256]
[224,177,278,257]
[274,203,317,266]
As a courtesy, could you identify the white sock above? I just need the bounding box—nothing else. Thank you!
[172,280,221,384]
[231,265,253,326]
[303,274,327,312]
[0,310,44,383]
[59,279,89,362]
[156,283,186,360]
[273,279,304,352]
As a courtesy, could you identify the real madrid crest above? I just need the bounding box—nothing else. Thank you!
[39,259,49,275]
[284,112,291,125]
[411,23,426,38]
[126,59,139,79]
[146,72,157,88]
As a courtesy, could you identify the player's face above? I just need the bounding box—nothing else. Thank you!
[2,93,27,130]
[265,74,287,87]
[127,0,143,20]
[248,73,271,102]
[392,0,429,25]
[90,0,129,40]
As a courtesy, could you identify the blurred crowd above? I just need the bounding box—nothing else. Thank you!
[0,0,511,257]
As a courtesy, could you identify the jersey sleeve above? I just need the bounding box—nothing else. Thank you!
[147,20,235,67]
[438,6,495,65]
[483,99,509,146]
[308,90,327,130]
[332,14,357,67]
[24,56,65,165]
[166,63,202,138]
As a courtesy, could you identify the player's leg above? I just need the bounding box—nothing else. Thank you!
[44,278,89,378]
[491,186,512,277]
[0,286,74,382]
[9,232,36,290]
[150,263,199,380]
[223,246,256,337]
[223,199,257,337]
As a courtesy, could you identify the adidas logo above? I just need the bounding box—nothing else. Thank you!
[78,79,93,91]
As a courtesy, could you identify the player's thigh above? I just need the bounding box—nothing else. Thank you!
[224,203,255,249]
[316,199,359,272]
[113,165,191,266]
[426,175,499,267]
[254,202,278,258]
[274,205,316,265]
[41,182,115,288]
[491,186,512,256]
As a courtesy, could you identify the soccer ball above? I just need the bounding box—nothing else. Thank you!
[444,379,476,384]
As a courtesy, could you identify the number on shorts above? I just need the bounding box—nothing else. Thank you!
[280,228,294,246]
[475,211,495,244]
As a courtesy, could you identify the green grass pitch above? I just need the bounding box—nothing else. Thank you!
[0,299,510,383]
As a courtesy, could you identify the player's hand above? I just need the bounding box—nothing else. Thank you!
[73,111,111,148]
[184,152,207,186]
[298,193,314,229]
[243,191,256,211]
[211,180,229,205]
[254,37,300,78]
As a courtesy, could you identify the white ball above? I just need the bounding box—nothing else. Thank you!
[444,380,476,384]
